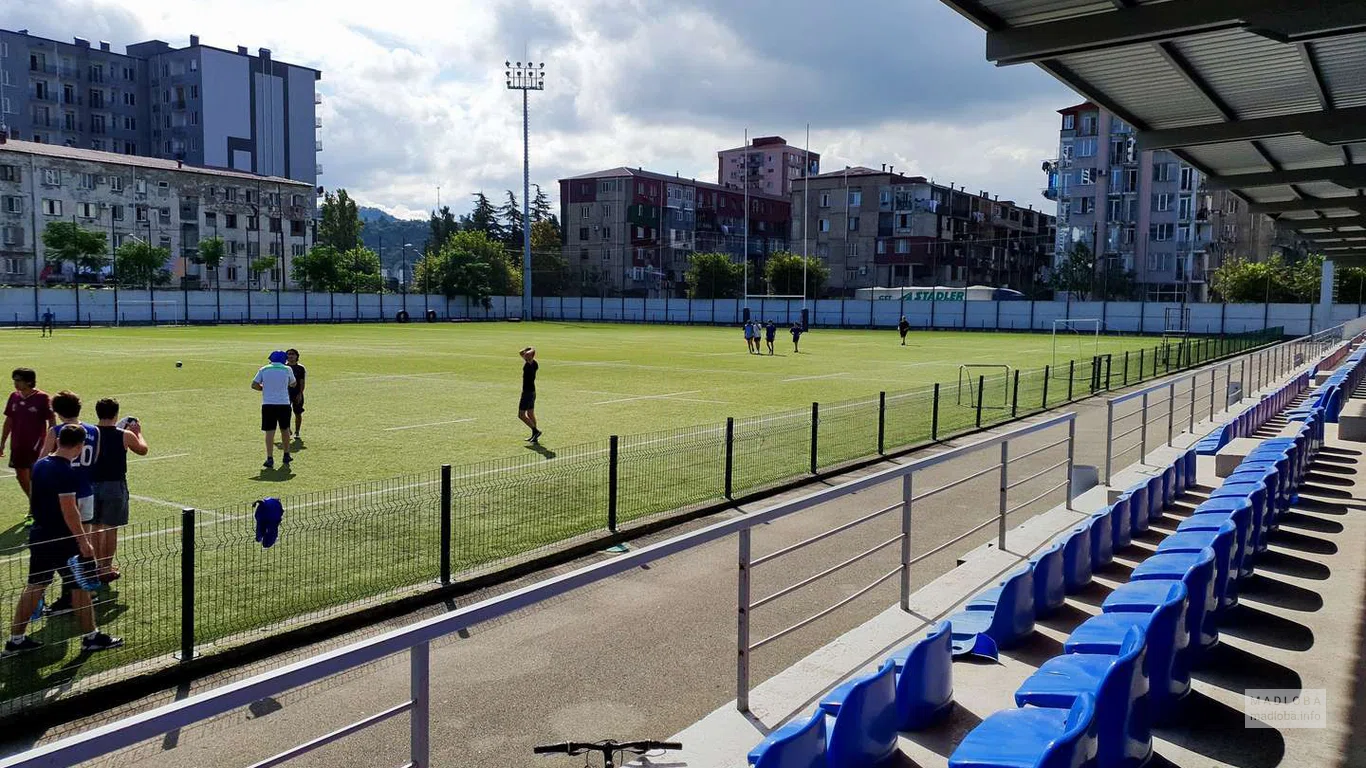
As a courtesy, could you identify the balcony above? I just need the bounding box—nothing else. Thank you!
[314,92,322,105]
[172,100,186,110]
[314,117,322,128]
[29,62,57,74]
[315,163,323,176]
[315,140,323,152]
[58,66,81,81]
[32,92,56,103]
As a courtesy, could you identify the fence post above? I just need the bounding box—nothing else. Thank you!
[877,392,886,455]
[1012,369,1020,417]
[608,435,619,532]
[1104,401,1114,485]
[1123,351,1129,386]
[440,464,451,586]
[179,507,196,662]
[810,402,819,475]
[724,417,735,499]
[1226,364,1233,411]
[1042,366,1051,408]
[931,384,940,441]
[1066,418,1076,511]
[998,441,1009,549]
[975,375,985,428]
[1106,354,1113,390]
[1167,382,1176,445]
[900,473,913,613]
[410,642,431,768]
[1067,360,1075,401]
[1140,392,1149,462]
[1210,369,1217,422]
[1138,348,1145,382]
[1189,375,1197,432]
[736,528,752,713]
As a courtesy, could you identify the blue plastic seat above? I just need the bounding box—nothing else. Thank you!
[1160,464,1177,507]
[1089,510,1115,570]
[819,660,899,768]
[951,568,1035,657]
[1182,449,1197,491]
[949,695,1098,768]
[1031,542,1067,618]
[1128,483,1150,534]
[748,710,826,768]
[1180,505,1251,587]
[1157,522,1237,613]
[1131,548,1218,654]
[1015,626,1150,768]
[887,621,954,731]
[1110,495,1133,551]
[1068,581,1189,720]
[1209,483,1269,555]
[1060,525,1093,593]
[1148,472,1167,522]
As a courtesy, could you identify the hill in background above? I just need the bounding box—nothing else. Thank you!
[359,207,429,270]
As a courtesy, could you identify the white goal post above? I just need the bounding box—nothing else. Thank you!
[957,364,1014,409]
[1051,318,1102,372]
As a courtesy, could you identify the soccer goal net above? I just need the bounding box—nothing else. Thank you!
[957,364,1014,409]
[115,300,182,326]
[1051,318,1102,373]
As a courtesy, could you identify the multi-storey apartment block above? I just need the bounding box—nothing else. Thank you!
[0,29,321,185]
[790,166,1055,294]
[559,167,791,296]
[0,137,315,289]
[717,136,819,198]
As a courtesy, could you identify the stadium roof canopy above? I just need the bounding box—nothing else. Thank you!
[938,0,1366,262]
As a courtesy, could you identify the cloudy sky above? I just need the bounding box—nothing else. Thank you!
[10,0,1077,220]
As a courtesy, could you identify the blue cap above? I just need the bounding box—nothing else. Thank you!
[268,350,288,364]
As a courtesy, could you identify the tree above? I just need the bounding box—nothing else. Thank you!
[198,237,225,284]
[291,245,343,291]
[531,186,554,224]
[529,219,569,296]
[1210,256,1295,303]
[1048,242,1096,299]
[115,240,171,288]
[499,190,524,249]
[318,189,363,252]
[413,230,518,305]
[338,247,384,293]
[1336,263,1366,305]
[42,221,109,282]
[764,251,828,297]
[685,252,745,299]
[250,255,278,289]
[427,205,460,256]
[468,192,502,241]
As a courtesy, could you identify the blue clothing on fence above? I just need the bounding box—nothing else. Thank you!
[254,497,285,548]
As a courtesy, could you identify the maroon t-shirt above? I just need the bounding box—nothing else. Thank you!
[5,390,53,457]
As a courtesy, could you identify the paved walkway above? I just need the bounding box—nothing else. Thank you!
[0,360,1261,767]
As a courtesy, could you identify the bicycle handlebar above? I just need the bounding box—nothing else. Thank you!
[533,740,682,755]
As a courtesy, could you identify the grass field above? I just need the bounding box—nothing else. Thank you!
[0,321,1249,704]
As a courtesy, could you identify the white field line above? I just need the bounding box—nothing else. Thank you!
[383,418,477,432]
[131,452,191,463]
[782,373,849,383]
[592,391,701,406]
[108,389,205,397]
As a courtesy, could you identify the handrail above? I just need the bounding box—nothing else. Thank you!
[0,411,1078,768]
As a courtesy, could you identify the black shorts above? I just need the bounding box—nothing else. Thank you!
[27,537,79,586]
[261,404,292,432]
[291,394,305,415]
[518,391,536,412]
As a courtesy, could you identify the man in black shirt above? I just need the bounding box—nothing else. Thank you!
[286,349,306,440]
[518,347,542,444]
[6,424,122,655]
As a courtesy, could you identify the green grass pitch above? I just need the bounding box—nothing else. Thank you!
[0,321,1172,700]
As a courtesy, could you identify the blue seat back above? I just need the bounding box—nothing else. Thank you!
[894,621,953,731]
[1031,542,1066,617]
[1089,510,1114,569]
[995,567,1036,643]
[748,711,826,768]
[1111,496,1132,550]
[1061,525,1092,592]
[826,660,899,767]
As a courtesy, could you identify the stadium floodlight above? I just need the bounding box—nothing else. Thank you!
[505,61,545,321]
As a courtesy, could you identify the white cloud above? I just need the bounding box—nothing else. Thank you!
[10,0,1075,220]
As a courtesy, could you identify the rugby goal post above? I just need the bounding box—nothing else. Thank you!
[1051,318,1101,373]
[115,299,182,326]
[1161,306,1192,367]
[957,364,1013,409]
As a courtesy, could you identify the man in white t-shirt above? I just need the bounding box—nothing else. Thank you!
[252,350,297,470]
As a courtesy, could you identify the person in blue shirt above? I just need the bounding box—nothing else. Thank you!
[38,390,101,614]
[6,424,122,656]
[40,308,54,338]
[765,320,777,355]
[743,320,756,354]
[790,322,805,353]
[253,351,297,470]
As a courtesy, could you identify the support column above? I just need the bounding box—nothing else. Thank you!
[1319,258,1335,333]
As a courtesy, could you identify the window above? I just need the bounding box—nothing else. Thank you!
[79,173,96,189]
[1,97,10,114]
[0,166,18,182]
[123,116,136,130]
[42,199,62,216]
[879,189,892,207]
[819,192,830,208]
[817,218,830,233]
[111,204,124,221]
[848,216,860,231]
[1,226,24,246]
[602,226,611,240]
[1178,196,1194,220]
[1153,163,1175,182]
[76,202,98,219]
[1152,193,1172,212]
[1077,137,1097,157]
[159,207,171,224]
[1062,114,1075,130]
[848,189,862,207]
[226,265,238,281]
[247,216,259,231]
[245,189,258,205]
[190,84,199,97]
[3,196,21,213]
[124,141,137,155]
[158,181,170,197]
[290,219,305,236]
[224,187,237,202]
[225,213,238,229]
[292,244,305,257]
[135,179,147,195]
[876,240,887,254]
[1080,114,1098,134]
[105,175,122,193]
[895,240,910,254]
[135,205,148,222]
[204,212,216,227]
[1150,223,1174,241]
[191,111,199,126]
[1179,166,1195,191]
[269,217,281,234]
[42,168,61,186]
[1079,168,1095,185]
[3,257,22,275]
[269,241,282,257]
[1075,196,1095,214]
[579,227,588,241]
[1107,196,1125,220]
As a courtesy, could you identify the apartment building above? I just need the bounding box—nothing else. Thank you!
[0,29,321,185]
[1043,102,1289,302]
[0,137,315,288]
[559,167,790,296]
[717,136,820,197]
[790,166,1056,295]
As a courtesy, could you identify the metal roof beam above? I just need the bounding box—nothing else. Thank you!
[985,0,1366,65]
[1277,214,1366,230]
[1205,165,1366,190]
[1249,199,1366,215]
[1137,106,1366,150]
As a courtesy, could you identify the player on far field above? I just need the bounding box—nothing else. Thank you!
[286,348,306,440]
[790,322,804,354]
[5,424,122,656]
[765,320,777,355]
[40,308,54,338]
[518,347,542,444]
[253,351,296,470]
[2,368,56,511]
[898,316,910,346]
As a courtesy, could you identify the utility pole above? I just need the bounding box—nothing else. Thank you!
[505,60,544,321]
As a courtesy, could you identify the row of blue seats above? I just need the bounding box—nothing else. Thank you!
[949,403,1324,767]
[1294,345,1366,424]
[1195,370,1309,455]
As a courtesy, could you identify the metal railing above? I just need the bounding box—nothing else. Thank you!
[0,413,1077,768]
[1102,323,1347,482]
[735,412,1075,712]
